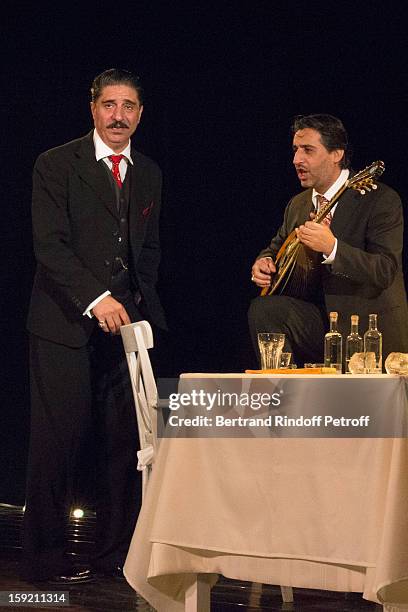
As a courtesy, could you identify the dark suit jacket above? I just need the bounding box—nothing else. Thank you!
[258,183,408,358]
[27,131,166,347]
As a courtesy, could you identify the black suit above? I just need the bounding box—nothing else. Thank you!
[248,182,408,366]
[27,131,165,345]
[22,132,166,580]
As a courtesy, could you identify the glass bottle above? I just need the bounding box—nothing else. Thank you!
[324,311,343,373]
[346,314,363,373]
[364,314,382,373]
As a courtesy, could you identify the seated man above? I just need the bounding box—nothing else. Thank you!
[248,114,408,366]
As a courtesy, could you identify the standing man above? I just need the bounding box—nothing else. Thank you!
[249,114,408,366]
[21,69,166,583]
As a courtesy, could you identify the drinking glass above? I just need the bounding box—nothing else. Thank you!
[280,352,292,368]
[257,333,285,370]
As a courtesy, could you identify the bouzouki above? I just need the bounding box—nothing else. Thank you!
[260,160,385,298]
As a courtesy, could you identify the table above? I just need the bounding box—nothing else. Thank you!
[124,374,408,611]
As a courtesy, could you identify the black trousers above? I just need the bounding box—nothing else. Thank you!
[248,294,329,367]
[21,314,142,580]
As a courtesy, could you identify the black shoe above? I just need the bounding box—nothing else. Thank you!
[96,565,124,580]
[47,568,96,585]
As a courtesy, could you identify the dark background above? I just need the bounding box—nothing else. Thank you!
[1,1,407,503]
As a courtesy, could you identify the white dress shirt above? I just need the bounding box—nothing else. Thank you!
[93,128,133,181]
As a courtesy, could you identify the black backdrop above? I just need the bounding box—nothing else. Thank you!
[2,2,407,503]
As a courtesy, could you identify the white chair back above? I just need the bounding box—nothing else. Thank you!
[120,320,158,499]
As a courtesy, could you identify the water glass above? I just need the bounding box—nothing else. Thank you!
[257,333,285,370]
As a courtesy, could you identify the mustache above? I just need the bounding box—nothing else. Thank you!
[107,121,129,129]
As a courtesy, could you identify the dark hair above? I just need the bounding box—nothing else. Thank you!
[91,68,144,105]
[291,114,351,168]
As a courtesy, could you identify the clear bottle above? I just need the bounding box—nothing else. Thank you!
[324,311,343,373]
[364,314,382,373]
[346,314,363,373]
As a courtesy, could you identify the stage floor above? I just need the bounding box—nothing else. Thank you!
[0,504,380,611]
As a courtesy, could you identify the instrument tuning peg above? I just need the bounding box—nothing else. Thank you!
[372,184,378,190]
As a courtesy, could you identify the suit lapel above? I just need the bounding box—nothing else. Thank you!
[128,151,152,238]
[331,188,363,237]
[75,132,118,219]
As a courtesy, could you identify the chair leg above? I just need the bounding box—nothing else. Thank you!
[280,585,294,602]
[185,574,211,612]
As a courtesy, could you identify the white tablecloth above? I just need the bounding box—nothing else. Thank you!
[124,374,408,611]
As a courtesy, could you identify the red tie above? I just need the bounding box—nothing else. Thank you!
[316,194,332,225]
[109,154,124,188]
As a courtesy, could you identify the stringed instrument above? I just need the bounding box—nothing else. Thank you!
[260,160,385,298]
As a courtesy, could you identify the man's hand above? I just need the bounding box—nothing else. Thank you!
[296,221,335,256]
[251,257,276,287]
[92,296,131,334]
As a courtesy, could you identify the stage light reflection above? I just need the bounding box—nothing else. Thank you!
[72,508,84,519]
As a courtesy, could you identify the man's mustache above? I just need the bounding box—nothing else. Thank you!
[107,121,129,129]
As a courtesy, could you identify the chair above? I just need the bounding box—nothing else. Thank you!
[120,321,293,608]
[120,320,159,499]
